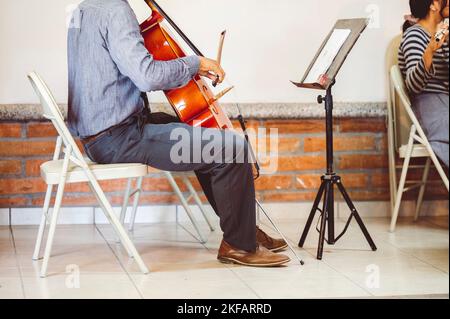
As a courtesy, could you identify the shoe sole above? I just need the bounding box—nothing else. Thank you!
[270,244,289,253]
[218,256,290,267]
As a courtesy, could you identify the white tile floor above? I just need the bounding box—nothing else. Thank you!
[0,215,448,299]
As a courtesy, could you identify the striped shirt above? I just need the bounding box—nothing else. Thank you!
[398,24,449,96]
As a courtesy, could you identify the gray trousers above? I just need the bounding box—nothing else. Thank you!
[413,93,449,168]
[83,108,257,252]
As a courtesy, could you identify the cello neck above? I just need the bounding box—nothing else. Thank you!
[146,0,204,57]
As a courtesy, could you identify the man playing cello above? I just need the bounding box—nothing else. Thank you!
[68,0,290,267]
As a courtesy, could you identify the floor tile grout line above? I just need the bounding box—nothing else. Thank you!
[406,254,450,275]
[193,218,373,298]
[280,217,449,296]
[96,221,217,298]
[367,217,449,274]
[176,222,209,246]
[319,258,376,297]
[178,223,262,299]
[421,216,449,230]
[379,232,450,276]
[275,217,449,295]
[412,218,449,274]
[263,217,427,254]
[258,220,377,297]
[180,219,381,299]
[93,224,145,299]
[346,225,450,295]
[224,267,263,299]
[123,221,261,299]
[8,225,27,299]
[181,219,367,298]
[3,216,448,299]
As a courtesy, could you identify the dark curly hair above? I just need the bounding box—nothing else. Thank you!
[403,0,448,31]
[410,0,434,19]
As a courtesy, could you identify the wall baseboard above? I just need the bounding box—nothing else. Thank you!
[0,200,447,226]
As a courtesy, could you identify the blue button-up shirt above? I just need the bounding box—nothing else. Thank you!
[68,0,200,138]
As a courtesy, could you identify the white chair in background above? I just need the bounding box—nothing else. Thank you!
[388,65,449,232]
[27,71,149,277]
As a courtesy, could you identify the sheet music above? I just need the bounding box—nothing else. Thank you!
[304,29,351,84]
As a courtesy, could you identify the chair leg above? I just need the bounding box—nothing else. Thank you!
[86,173,149,274]
[414,157,431,221]
[390,126,416,233]
[387,94,398,214]
[388,150,398,214]
[129,176,143,232]
[34,136,63,262]
[33,184,53,261]
[119,178,133,225]
[115,178,133,244]
[88,181,134,258]
[182,175,215,231]
[426,143,449,191]
[40,155,70,278]
[165,172,206,243]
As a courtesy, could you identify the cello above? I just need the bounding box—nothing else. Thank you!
[140,0,233,130]
[141,0,259,178]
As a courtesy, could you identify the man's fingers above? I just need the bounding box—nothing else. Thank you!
[214,64,226,83]
[198,57,226,84]
[204,72,217,81]
[219,66,226,82]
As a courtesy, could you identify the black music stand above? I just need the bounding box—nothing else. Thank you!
[292,19,377,260]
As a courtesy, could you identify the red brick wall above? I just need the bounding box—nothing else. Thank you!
[0,118,447,208]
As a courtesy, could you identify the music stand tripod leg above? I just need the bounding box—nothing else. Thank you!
[298,180,326,247]
[327,180,335,244]
[317,181,332,260]
[335,179,377,251]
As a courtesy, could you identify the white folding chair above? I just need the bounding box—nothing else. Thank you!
[388,65,449,232]
[27,71,149,277]
[386,35,409,214]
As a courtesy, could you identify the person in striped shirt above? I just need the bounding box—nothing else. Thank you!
[399,0,449,168]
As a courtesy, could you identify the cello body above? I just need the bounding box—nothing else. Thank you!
[140,9,233,130]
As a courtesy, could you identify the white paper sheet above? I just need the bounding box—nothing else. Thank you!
[304,29,351,84]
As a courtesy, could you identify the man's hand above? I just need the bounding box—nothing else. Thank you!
[198,57,226,84]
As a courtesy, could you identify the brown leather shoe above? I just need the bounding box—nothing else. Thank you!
[217,240,290,267]
[256,226,288,252]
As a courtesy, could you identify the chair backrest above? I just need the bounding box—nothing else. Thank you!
[386,35,401,71]
[386,35,413,151]
[27,71,84,160]
[390,65,423,146]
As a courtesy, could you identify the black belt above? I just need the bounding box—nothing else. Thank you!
[81,128,112,146]
[81,107,150,146]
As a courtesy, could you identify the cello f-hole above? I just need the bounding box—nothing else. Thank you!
[211,105,219,115]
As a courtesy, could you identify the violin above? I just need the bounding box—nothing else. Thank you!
[140,0,233,129]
